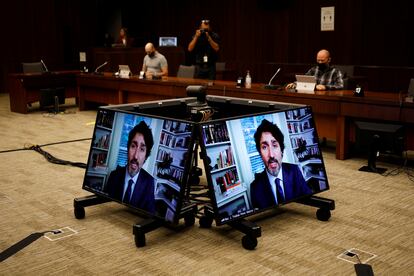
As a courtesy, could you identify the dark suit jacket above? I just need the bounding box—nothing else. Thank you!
[105,166,155,214]
[250,163,313,209]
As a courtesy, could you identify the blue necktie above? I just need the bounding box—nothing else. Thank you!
[123,179,134,204]
[275,178,285,204]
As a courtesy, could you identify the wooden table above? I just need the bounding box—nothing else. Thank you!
[8,70,79,114]
[76,74,414,160]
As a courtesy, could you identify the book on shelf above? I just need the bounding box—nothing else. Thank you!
[285,108,311,120]
[94,133,110,149]
[96,110,114,129]
[91,152,107,169]
[215,147,234,169]
[163,120,192,133]
[215,167,240,192]
[202,123,230,145]
[160,132,190,149]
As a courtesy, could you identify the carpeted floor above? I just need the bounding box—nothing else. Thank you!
[0,93,413,275]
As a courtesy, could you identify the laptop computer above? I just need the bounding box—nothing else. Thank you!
[118,65,131,78]
[296,75,316,93]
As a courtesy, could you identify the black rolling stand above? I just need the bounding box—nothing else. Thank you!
[197,195,335,250]
[295,195,335,221]
[132,203,197,247]
[73,195,198,248]
[198,205,262,250]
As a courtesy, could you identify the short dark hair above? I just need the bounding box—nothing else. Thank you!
[127,121,154,159]
[254,119,285,153]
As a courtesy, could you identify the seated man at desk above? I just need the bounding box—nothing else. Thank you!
[286,49,344,91]
[142,42,168,79]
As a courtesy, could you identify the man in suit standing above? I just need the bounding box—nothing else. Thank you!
[105,121,156,214]
[250,119,313,210]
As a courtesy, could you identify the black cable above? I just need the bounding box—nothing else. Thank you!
[381,151,414,182]
[0,230,60,262]
[0,138,91,154]
[0,138,91,169]
[26,145,87,169]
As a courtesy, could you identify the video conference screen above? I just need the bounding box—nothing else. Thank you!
[200,106,329,225]
[82,109,194,223]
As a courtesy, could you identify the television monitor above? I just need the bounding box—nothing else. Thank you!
[159,37,177,47]
[82,108,195,223]
[354,121,404,173]
[199,106,330,225]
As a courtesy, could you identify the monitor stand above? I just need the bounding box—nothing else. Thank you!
[358,134,387,174]
[199,205,262,250]
[73,194,197,248]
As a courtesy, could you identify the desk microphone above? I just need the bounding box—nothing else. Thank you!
[264,67,281,90]
[94,61,108,74]
[40,59,49,72]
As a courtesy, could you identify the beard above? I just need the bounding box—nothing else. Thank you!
[266,157,281,177]
[127,159,141,177]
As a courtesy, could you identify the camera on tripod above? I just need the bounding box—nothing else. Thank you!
[186,85,214,122]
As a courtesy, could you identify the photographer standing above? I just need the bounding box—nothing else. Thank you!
[188,19,220,80]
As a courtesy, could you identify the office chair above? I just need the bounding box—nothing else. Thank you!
[336,65,355,90]
[22,62,45,73]
[177,65,195,78]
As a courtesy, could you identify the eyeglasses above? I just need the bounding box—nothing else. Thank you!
[201,19,210,24]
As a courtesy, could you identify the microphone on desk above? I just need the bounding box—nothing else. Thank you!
[40,59,49,72]
[94,61,108,74]
[264,67,281,90]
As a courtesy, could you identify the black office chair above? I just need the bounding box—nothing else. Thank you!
[177,65,195,78]
[336,65,355,90]
[22,61,65,112]
[22,62,45,73]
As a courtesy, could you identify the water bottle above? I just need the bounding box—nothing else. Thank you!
[245,70,252,88]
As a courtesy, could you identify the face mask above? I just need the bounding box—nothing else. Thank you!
[318,63,327,70]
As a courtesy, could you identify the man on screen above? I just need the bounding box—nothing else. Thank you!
[250,119,313,209]
[105,121,156,214]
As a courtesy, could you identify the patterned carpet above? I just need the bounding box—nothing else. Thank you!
[0,93,413,275]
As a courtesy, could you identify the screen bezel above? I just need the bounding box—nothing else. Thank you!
[81,107,196,224]
[199,106,330,226]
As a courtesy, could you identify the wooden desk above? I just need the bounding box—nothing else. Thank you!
[8,70,79,114]
[89,47,185,76]
[76,74,414,160]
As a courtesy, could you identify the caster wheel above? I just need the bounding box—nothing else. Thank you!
[135,232,146,247]
[242,235,258,250]
[199,216,213,228]
[184,215,195,227]
[74,206,85,219]
[316,208,331,221]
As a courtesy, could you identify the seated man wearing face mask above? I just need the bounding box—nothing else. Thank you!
[142,42,168,79]
[286,49,344,91]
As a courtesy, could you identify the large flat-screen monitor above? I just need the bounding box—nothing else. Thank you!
[199,106,330,225]
[82,108,195,223]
